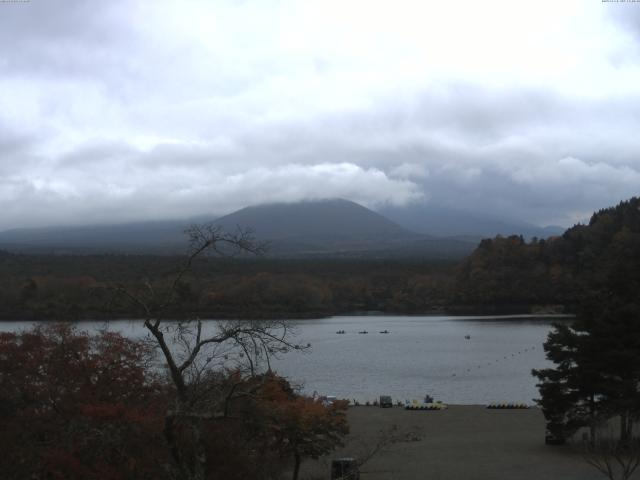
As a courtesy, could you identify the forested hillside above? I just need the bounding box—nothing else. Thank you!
[2,197,638,320]
[0,255,456,320]
[453,197,640,309]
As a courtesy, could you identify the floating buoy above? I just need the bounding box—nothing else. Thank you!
[406,403,448,411]
[487,403,530,409]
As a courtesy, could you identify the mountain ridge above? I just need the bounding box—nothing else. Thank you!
[0,198,562,258]
[377,203,564,239]
[213,198,416,241]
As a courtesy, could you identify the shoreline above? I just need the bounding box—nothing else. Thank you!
[0,309,575,323]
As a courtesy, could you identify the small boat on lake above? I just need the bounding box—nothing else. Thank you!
[336,330,346,334]
[379,330,389,334]
[465,335,471,339]
[358,330,368,334]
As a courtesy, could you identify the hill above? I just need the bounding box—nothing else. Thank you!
[212,199,476,258]
[0,199,477,259]
[452,196,640,309]
[213,198,410,241]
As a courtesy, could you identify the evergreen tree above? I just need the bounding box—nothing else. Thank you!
[579,299,640,443]
[534,297,640,444]
[533,322,604,442]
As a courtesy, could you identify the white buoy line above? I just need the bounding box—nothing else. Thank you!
[450,345,539,378]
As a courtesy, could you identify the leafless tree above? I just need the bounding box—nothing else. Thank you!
[582,425,640,480]
[113,224,307,480]
[314,424,423,479]
[355,424,423,470]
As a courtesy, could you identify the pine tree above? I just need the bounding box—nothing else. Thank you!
[533,322,604,442]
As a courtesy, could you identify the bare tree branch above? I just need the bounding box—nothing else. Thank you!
[107,221,300,480]
[583,429,640,480]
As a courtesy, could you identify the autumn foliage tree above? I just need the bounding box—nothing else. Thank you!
[0,224,350,479]
[0,324,167,480]
[235,372,349,480]
[0,325,348,480]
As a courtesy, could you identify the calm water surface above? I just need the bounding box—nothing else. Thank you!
[1,315,565,405]
[273,315,563,405]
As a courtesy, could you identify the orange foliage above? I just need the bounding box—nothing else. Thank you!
[232,372,349,479]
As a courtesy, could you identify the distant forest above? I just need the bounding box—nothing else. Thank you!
[1,197,638,321]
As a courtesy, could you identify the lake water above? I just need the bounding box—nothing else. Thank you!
[0,315,565,405]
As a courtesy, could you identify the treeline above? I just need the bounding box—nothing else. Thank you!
[452,235,578,309]
[0,254,457,320]
[452,197,640,310]
[3,197,638,319]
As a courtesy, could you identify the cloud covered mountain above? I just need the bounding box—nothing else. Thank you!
[0,199,478,258]
[377,203,564,240]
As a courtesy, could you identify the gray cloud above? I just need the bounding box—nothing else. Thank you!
[0,1,639,231]
[607,2,640,36]
[0,159,423,229]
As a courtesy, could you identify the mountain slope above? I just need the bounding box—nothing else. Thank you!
[212,199,476,258]
[213,199,413,241]
[377,203,564,239]
[0,199,477,258]
[0,219,196,253]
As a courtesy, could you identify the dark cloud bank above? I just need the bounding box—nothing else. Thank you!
[0,0,639,231]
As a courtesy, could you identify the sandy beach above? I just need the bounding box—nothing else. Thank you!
[303,405,623,480]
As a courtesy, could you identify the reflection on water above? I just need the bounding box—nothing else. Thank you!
[0,315,566,404]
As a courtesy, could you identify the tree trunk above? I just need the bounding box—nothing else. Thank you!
[620,412,631,444]
[164,402,209,480]
[590,422,597,447]
[292,453,301,480]
[164,414,182,470]
[190,417,207,480]
[589,395,597,447]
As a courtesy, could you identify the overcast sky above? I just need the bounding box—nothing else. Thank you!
[1,0,640,230]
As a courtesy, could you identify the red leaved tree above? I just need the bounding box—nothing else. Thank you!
[233,372,349,480]
[0,324,167,480]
